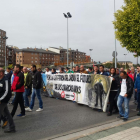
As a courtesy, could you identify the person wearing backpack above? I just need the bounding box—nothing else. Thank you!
[0,68,16,133]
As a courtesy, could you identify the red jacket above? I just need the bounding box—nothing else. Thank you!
[11,71,24,92]
[128,73,135,82]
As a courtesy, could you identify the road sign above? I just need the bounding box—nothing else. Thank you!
[112,51,118,57]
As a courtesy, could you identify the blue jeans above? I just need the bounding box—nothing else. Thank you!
[117,95,130,119]
[30,89,43,110]
[23,88,31,107]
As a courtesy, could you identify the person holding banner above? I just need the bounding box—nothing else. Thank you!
[99,65,109,76]
[117,71,133,121]
[93,65,100,74]
[107,68,119,116]
[80,65,88,74]
[88,67,93,74]
[75,65,80,73]
[45,67,51,75]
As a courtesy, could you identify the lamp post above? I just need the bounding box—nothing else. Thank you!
[114,0,117,68]
[124,54,127,70]
[63,12,72,67]
[3,36,8,71]
[89,49,93,64]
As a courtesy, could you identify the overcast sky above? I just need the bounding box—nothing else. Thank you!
[0,0,138,64]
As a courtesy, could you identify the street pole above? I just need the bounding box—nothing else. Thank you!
[63,12,72,67]
[114,0,117,68]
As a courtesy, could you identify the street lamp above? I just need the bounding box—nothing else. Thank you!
[63,12,72,67]
[89,49,93,64]
[3,36,8,71]
[124,54,127,70]
[114,0,117,68]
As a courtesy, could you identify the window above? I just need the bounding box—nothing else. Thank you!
[31,61,33,63]
[31,57,33,59]
[35,61,37,63]
[35,57,37,59]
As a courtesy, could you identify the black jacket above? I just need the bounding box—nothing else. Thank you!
[110,73,120,90]
[0,76,12,103]
[6,71,12,83]
[119,76,134,98]
[25,73,32,89]
[32,70,42,89]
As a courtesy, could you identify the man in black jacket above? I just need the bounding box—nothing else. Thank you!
[117,71,133,121]
[23,67,32,108]
[6,67,13,84]
[0,68,15,133]
[26,65,43,112]
[107,68,120,116]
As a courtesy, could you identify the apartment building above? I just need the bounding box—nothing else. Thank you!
[15,48,60,68]
[48,47,88,65]
[6,46,17,66]
[0,29,6,67]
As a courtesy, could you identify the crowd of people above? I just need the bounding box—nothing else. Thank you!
[0,64,140,134]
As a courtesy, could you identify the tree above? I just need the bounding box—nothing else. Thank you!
[113,0,140,56]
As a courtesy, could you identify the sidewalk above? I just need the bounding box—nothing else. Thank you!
[50,116,140,140]
[75,117,140,140]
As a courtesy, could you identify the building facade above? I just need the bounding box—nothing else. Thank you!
[15,48,60,68]
[0,29,6,67]
[48,47,90,66]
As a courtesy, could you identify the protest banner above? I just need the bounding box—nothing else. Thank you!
[46,74,112,112]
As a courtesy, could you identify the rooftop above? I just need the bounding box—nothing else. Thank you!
[49,47,85,53]
[15,48,58,54]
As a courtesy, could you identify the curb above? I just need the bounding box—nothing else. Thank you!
[70,117,140,140]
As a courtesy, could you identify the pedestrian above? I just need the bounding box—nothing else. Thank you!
[6,67,13,83]
[127,68,131,75]
[116,68,120,76]
[134,66,140,115]
[99,65,109,76]
[80,65,88,74]
[65,67,74,73]
[25,65,43,112]
[107,68,119,116]
[45,67,51,75]
[75,65,80,73]
[88,67,93,74]
[23,67,32,108]
[120,67,124,72]
[93,65,100,74]
[59,67,65,73]
[0,68,16,133]
[72,67,75,72]
[128,67,135,82]
[134,67,140,104]
[11,64,25,117]
[37,68,42,73]
[117,71,133,121]
[52,68,56,74]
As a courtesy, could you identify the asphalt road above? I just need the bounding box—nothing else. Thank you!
[0,95,137,140]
